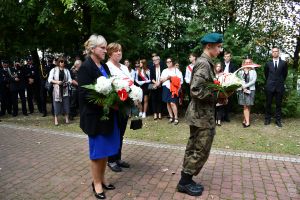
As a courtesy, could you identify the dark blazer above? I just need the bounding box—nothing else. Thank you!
[9,67,26,91]
[221,62,236,73]
[264,59,288,93]
[78,56,114,137]
[150,65,165,82]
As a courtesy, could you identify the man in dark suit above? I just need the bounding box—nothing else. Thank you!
[264,47,288,127]
[221,52,236,122]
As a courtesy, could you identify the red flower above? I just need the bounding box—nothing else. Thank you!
[213,80,220,85]
[117,89,128,101]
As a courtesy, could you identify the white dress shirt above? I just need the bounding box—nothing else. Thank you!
[224,62,230,74]
[184,64,194,84]
[106,60,133,81]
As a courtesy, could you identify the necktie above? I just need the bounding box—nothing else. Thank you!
[274,61,278,71]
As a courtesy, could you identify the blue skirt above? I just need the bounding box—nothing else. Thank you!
[88,113,120,160]
[162,86,178,103]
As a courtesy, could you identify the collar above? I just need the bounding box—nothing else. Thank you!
[201,53,214,66]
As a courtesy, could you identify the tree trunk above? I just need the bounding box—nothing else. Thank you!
[293,34,300,89]
[245,0,255,29]
[30,48,41,78]
[81,2,92,41]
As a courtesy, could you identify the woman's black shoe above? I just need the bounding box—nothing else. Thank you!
[92,182,106,199]
[94,192,106,199]
[102,183,115,190]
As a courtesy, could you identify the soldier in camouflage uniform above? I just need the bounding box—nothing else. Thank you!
[177,33,225,196]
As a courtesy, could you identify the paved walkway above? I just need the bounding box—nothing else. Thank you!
[0,124,299,200]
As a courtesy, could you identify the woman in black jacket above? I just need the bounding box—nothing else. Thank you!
[78,34,120,199]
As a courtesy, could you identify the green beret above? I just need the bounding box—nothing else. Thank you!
[200,33,223,44]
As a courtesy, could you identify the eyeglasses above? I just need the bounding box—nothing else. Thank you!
[59,61,65,63]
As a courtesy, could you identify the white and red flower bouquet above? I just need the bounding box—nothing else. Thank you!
[83,76,143,120]
[208,63,261,99]
[207,72,243,99]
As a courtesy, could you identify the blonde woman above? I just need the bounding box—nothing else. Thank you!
[237,58,257,127]
[78,35,120,199]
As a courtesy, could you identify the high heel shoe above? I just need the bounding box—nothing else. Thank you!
[102,183,115,190]
[92,182,106,199]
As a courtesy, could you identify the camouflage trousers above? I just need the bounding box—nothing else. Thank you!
[182,126,215,176]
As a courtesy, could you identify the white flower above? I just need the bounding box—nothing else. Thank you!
[220,73,243,87]
[95,76,112,95]
[112,78,130,92]
[129,85,143,102]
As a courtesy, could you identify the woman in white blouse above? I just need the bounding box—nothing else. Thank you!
[135,59,151,118]
[106,43,132,172]
[48,57,72,125]
[160,57,183,125]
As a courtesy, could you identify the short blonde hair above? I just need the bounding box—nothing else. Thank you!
[107,43,122,57]
[84,34,107,56]
[74,59,82,67]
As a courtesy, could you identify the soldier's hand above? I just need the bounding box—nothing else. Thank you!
[15,78,20,82]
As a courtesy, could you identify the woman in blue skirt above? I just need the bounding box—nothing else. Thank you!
[78,34,120,199]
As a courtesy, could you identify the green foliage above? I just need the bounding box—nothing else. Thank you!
[1,0,299,115]
[281,69,300,117]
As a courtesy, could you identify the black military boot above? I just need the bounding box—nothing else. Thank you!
[177,171,203,196]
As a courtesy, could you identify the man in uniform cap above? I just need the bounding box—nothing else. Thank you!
[24,57,42,114]
[177,33,225,196]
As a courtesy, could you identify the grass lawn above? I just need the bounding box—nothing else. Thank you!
[1,112,300,156]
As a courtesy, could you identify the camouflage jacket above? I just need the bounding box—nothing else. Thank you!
[185,53,216,129]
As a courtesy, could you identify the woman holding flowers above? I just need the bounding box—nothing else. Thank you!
[106,42,132,172]
[78,35,119,199]
[237,58,257,128]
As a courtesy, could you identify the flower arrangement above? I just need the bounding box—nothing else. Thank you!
[207,71,243,98]
[208,64,260,98]
[83,77,143,120]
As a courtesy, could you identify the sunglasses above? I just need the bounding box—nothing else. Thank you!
[59,61,65,63]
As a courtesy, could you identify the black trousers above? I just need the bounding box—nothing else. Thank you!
[265,90,284,122]
[11,89,27,115]
[27,84,42,113]
[69,88,79,117]
[0,86,12,115]
[215,105,224,121]
[108,115,129,163]
[223,95,234,121]
[151,88,163,114]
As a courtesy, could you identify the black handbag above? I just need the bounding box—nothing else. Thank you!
[130,118,143,130]
[45,81,53,91]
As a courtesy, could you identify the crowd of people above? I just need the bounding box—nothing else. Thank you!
[0,32,288,198]
[0,48,287,128]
